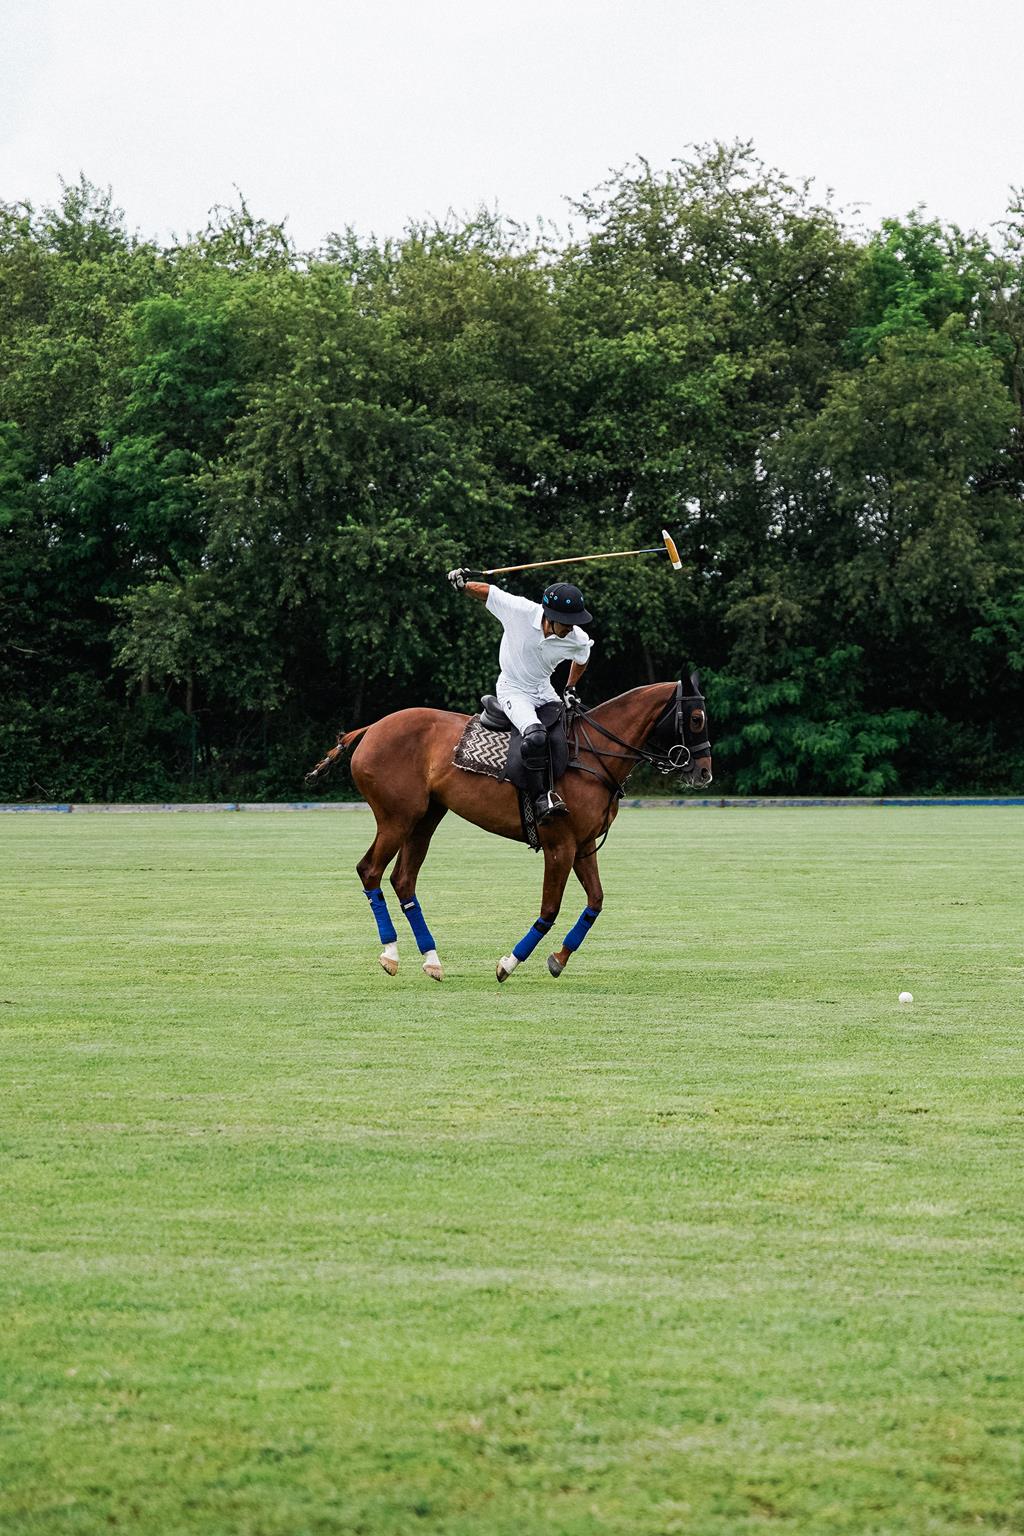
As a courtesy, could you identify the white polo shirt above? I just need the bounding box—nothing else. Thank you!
[486,586,593,702]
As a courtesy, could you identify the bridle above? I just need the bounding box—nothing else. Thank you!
[568,677,711,854]
[571,679,711,781]
[646,678,712,775]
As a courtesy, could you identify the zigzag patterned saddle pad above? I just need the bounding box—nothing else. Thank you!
[452,715,510,779]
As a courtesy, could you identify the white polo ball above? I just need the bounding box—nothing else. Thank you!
[898,991,913,1004]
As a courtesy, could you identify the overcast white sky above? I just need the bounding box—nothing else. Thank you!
[2,0,1022,249]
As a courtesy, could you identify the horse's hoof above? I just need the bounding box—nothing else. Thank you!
[546,953,565,978]
[496,954,518,984]
[422,961,444,982]
[379,954,399,977]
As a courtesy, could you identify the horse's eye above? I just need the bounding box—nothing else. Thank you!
[690,710,705,732]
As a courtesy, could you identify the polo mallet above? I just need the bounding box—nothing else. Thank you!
[475,528,682,577]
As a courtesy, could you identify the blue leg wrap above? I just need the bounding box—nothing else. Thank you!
[562,905,601,952]
[400,895,436,955]
[364,887,398,945]
[513,915,553,964]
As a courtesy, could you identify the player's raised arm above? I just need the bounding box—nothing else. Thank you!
[447,568,490,603]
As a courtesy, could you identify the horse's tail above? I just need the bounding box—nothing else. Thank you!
[304,723,372,785]
[340,723,371,749]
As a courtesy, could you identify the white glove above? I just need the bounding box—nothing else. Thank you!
[447,568,469,590]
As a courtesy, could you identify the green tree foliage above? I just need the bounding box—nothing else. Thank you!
[1,153,1022,800]
[847,212,995,358]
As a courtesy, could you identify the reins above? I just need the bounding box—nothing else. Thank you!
[567,683,707,858]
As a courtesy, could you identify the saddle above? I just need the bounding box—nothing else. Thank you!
[485,700,574,780]
[452,698,572,850]
[457,696,571,789]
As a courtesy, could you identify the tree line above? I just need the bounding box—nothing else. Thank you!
[2,144,1022,800]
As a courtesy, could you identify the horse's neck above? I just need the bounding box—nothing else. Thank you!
[586,683,677,784]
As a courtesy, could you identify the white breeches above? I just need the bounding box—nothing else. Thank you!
[496,687,551,735]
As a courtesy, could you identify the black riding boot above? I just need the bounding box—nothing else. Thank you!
[522,725,567,825]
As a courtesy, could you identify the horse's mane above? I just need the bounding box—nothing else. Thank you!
[588,680,677,716]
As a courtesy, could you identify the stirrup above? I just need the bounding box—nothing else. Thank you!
[535,791,567,824]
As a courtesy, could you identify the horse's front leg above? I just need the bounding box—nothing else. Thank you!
[546,851,604,978]
[496,837,573,983]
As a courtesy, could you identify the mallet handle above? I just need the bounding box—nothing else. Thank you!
[481,548,665,576]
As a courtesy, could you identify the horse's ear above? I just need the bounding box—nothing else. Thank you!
[689,669,702,696]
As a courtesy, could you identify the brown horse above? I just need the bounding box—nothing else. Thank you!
[314,677,712,983]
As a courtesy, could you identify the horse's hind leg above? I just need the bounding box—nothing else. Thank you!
[390,801,449,981]
[357,820,410,977]
[546,851,604,978]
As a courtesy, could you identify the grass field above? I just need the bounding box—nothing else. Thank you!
[2,807,1022,1536]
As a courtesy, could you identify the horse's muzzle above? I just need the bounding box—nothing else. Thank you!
[689,756,713,789]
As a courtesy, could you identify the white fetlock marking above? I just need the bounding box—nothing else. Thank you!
[421,948,443,980]
[499,954,519,974]
[379,941,399,976]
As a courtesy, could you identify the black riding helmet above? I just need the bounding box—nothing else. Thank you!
[541,582,593,627]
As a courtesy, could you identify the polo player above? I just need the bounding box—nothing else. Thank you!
[448,569,593,823]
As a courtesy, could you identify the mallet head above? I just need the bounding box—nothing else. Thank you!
[662,529,683,570]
